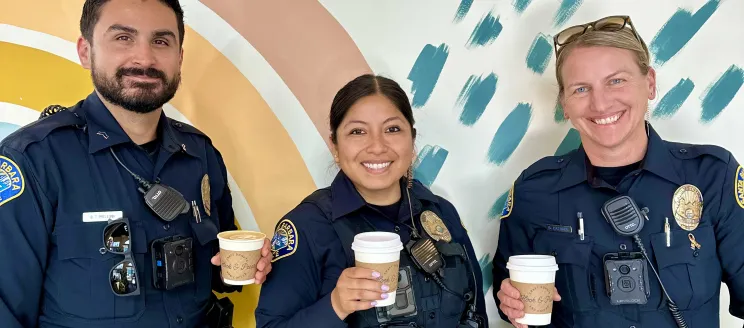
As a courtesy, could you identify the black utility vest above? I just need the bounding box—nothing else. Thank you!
[302,191,475,328]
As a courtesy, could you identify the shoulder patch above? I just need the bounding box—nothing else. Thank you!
[270,218,298,262]
[500,184,514,219]
[0,156,25,207]
[735,165,744,209]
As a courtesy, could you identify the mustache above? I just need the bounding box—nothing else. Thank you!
[116,67,167,82]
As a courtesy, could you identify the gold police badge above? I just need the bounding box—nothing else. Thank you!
[672,184,703,231]
[420,210,452,242]
[201,174,211,216]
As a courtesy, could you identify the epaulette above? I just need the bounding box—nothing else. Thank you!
[667,141,730,164]
[521,152,572,181]
[299,187,333,220]
[167,118,211,141]
[1,103,84,152]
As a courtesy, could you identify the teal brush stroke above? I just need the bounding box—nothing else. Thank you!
[701,65,744,123]
[453,0,473,23]
[526,33,553,74]
[653,78,695,119]
[649,0,720,65]
[489,189,510,220]
[467,12,503,47]
[554,101,567,123]
[513,0,532,13]
[0,122,20,141]
[407,43,449,108]
[554,128,581,156]
[414,145,449,187]
[456,73,498,126]
[488,103,532,165]
[554,0,584,27]
[478,254,494,294]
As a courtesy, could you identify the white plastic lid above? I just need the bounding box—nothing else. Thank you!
[506,255,559,272]
[351,232,403,253]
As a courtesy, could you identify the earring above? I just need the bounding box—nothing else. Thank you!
[407,166,414,189]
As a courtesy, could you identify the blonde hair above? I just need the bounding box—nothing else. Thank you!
[555,27,650,96]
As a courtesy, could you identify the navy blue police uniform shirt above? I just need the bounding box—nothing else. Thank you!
[493,124,744,328]
[0,92,237,328]
[254,171,487,328]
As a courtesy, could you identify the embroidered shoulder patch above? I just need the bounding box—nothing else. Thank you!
[271,218,298,262]
[0,156,24,207]
[500,184,514,219]
[735,165,744,209]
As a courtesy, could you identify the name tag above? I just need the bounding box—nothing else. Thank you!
[82,211,123,223]
[546,224,573,234]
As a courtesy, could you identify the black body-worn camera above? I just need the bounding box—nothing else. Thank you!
[151,235,195,290]
[376,266,418,324]
[603,252,650,305]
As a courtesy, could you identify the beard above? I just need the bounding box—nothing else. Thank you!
[91,56,181,114]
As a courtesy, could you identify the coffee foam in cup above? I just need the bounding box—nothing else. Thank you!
[217,231,266,285]
[352,232,403,307]
[507,255,559,326]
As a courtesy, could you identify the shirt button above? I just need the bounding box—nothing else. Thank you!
[679,149,687,153]
[620,243,627,251]
[163,224,170,230]
[176,316,183,324]
[557,158,564,163]
[394,226,400,232]
[630,326,636,328]
[429,312,436,319]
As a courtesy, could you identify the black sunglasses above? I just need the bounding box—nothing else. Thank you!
[553,15,644,57]
[100,217,140,296]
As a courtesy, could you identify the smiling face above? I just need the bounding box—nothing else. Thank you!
[77,0,183,113]
[559,45,656,152]
[331,93,415,202]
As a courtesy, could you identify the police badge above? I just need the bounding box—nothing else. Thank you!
[672,184,703,231]
[420,210,452,242]
[201,174,211,216]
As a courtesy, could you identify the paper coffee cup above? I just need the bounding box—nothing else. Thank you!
[507,255,559,326]
[351,232,403,307]
[217,230,266,285]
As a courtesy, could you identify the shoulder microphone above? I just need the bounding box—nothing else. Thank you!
[110,148,190,222]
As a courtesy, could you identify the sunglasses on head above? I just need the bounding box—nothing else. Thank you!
[100,217,140,296]
[553,15,644,57]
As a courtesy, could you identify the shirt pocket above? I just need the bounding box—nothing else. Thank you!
[52,221,148,320]
[532,230,598,313]
[650,225,720,310]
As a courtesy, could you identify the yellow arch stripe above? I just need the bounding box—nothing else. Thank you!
[2,2,320,326]
[0,42,92,110]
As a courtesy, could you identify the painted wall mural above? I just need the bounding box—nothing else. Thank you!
[1,0,742,327]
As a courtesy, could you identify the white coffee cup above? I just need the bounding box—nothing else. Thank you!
[351,232,403,307]
[217,230,266,285]
[507,255,559,326]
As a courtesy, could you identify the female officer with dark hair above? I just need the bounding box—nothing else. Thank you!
[255,74,488,328]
